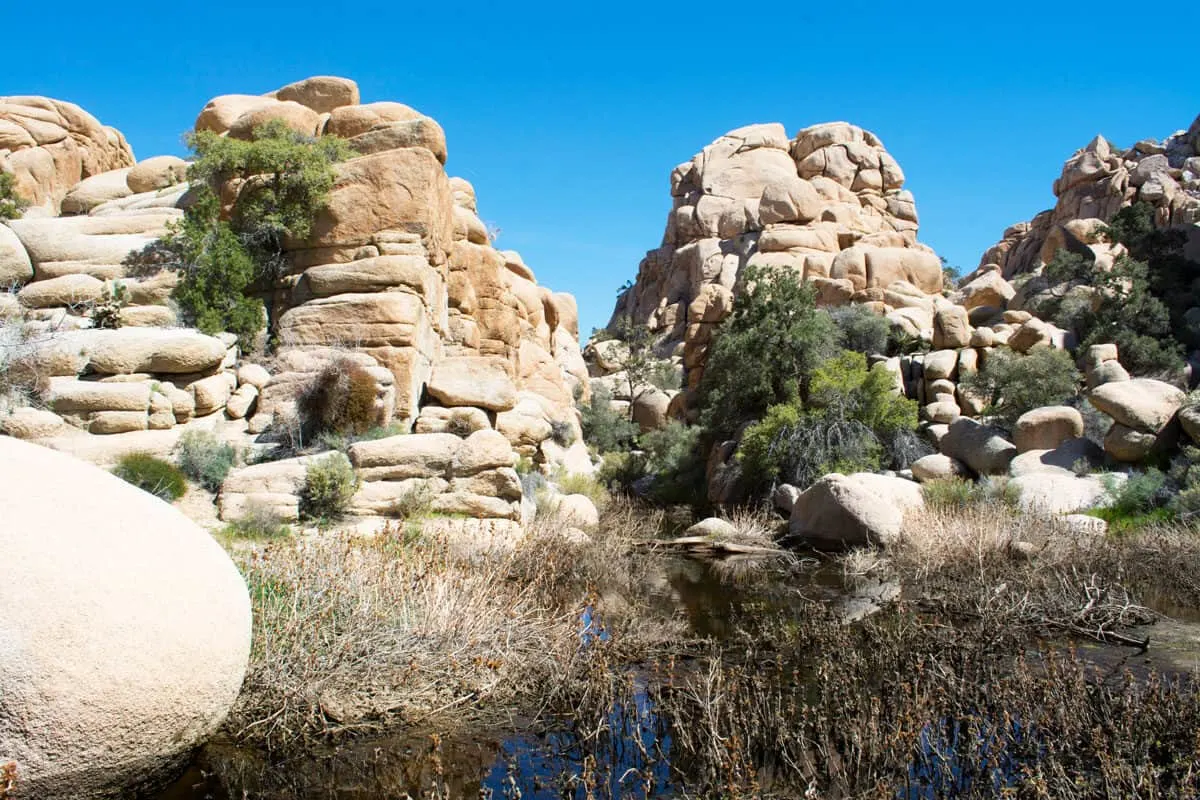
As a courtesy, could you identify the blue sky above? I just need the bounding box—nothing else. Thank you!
[6,1,1196,337]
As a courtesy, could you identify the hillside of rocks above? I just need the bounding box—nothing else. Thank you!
[974,114,1200,282]
[0,76,592,532]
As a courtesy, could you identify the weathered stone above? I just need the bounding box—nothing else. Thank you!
[275,76,360,114]
[427,356,517,411]
[0,406,68,439]
[932,306,972,349]
[0,436,250,799]
[789,472,923,548]
[940,417,1016,475]
[1089,378,1184,433]
[910,453,971,482]
[1012,406,1084,453]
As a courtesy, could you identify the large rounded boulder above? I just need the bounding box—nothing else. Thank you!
[0,437,251,798]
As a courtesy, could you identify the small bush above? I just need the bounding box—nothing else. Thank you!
[830,304,890,356]
[112,453,187,502]
[647,361,682,391]
[387,483,435,520]
[299,452,359,521]
[176,430,236,492]
[549,419,575,447]
[1091,469,1175,532]
[960,347,1080,428]
[556,472,610,511]
[597,451,647,494]
[0,172,28,221]
[640,420,706,505]
[296,360,379,440]
[223,504,291,539]
[580,384,639,454]
[922,477,986,511]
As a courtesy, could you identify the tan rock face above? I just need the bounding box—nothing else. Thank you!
[597,119,941,387]
[974,116,1200,282]
[789,472,924,548]
[0,436,251,799]
[0,96,135,212]
[274,76,360,114]
[1012,406,1085,453]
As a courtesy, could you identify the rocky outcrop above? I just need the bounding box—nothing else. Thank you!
[789,471,924,548]
[600,122,944,394]
[0,96,135,212]
[0,436,250,799]
[974,114,1200,282]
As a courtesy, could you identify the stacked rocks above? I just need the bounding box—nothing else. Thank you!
[604,121,944,394]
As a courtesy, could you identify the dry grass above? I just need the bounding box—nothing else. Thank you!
[223,499,676,751]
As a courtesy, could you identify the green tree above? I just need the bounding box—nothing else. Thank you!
[0,172,28,221]
[163,121,354,347]
[960,346,1081,427]
[698,266,840,439]
[737,352,921,492]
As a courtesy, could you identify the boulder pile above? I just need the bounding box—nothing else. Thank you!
[1,76,593,528]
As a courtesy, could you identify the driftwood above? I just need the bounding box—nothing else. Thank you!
[636,536,785,558]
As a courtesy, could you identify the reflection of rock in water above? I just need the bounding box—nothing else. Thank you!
[156,732,503,799]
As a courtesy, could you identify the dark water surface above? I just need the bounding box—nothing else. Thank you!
[155,554,1198,799]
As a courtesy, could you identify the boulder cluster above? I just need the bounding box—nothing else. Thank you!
[977,114,1200,280]
[0,76,593,530]
[605,121,943,397]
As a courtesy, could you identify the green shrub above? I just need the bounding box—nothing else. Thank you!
[960,347,1080,427]
[736,352,921,492]
[112,453,187,502]
[1089,469,1175,531]
[387,482,436,520]
[223,503,291,539]
[549,419,576,447]
[580,384,639,453]
[699,265,840,439]
[0,172,27,221]
[1041,243,1184,376]
[296,360,379,441]
[597,451,647,494]
[163,120,355,346]
[647,361,683,391]
[640,420,706,505]
[556,472,610,511]
[830,304,891,356]
[299,452,359,521]
[176,430,237,493]
[922,477,985,511]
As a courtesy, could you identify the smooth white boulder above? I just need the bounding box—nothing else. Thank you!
[0,437,252,798]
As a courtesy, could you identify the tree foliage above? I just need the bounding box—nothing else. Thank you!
[737,351,921,491]
[0,171,28,221]
[163,121,354,346]
[698,266,840,439]
[960,346,1081,427]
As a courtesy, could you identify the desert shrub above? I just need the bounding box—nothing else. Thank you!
[387,483,436,520]
[223,503,291,539]
[829,304,890,356]
[161,121,354,346]
[176,430,237,492]
[699,265,840,438]
[922,477,987,511]
[1042,244,1183,376]
[556,472,610,511]
[112,453,187,502]
[596,451,647,494]
[0,172,27,221]
[580,384,639,453]
[89,281,128,329]
[960,346,1080,427]
[738,352,920,492]
[647,361,682,391]
[295,360,379,442]
[549,419,575,447]
[299,452,359,521]
[1091,469,1175,531]
[639,420,706,505]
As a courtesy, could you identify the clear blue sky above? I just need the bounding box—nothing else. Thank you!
[6,1,1195,337]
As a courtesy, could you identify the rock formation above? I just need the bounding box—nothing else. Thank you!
[975,114,1200,281]
[0,96,135,212]
[0,76,591,529]
[0,436,251,799]
[602,121,944,394]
